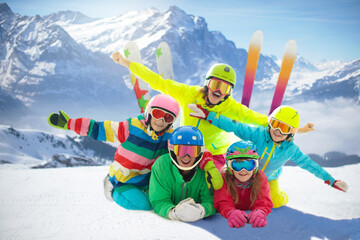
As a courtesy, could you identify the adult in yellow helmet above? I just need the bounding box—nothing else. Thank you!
[189,104,348,208]
[112,51,269,172]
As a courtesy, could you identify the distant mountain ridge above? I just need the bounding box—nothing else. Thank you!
[0,125,115,167]
[0,125,358,168]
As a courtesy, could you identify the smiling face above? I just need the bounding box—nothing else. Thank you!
[150,117,169,132]
[176,155,197,171]
[269,128,289,142]
[232,168,254,182]
[207,90,227,105]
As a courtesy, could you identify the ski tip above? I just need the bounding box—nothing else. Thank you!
[251,30,264,44]
[286,39,298,51]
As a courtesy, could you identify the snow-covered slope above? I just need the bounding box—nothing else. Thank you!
[0,165,358,239]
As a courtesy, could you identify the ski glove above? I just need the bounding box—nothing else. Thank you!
[248,209,267,228]
[48,110,70,130]
[168,198,205,222]
[226,209,248,228]
[204,160,223,190]
[325,180,348,192]
[188,104,209,120]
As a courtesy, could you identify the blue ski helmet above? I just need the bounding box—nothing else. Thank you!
[168,126,205,171]
[169,126,204,146]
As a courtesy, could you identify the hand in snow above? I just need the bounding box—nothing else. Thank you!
[248,209,267,228]
[168,198,205,222]
[226,209,248,228]
[188,104,209,120]
[297,122,315,134]
[112,51,130,68]
[48,110,70,130]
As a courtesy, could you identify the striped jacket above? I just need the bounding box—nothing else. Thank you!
[67,115,173,187]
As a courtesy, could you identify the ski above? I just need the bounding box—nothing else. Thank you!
[241,30,264,108]
[124,42,151,113]
[156,41,175,80]
[268,39,297,115]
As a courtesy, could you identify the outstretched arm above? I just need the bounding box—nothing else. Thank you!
[112,51,130,68]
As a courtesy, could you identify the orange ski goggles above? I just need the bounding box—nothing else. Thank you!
[207,78,232,95]
[269,118,297,135]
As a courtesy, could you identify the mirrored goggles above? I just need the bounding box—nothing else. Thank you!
[173,145,202,158]
[228,159,256,172]
[150,108,175,124]
[208,78,232,95]
[269,118,297,135]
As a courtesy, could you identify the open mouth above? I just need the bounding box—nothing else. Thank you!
[212,91,222,98]
[181,159,191,165]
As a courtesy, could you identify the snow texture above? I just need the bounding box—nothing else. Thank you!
[0,164,359,240]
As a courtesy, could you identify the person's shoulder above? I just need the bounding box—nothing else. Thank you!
[153,154,172,169]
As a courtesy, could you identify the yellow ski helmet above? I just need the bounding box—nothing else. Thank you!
[269,105,300,129]
[205,63,237,87]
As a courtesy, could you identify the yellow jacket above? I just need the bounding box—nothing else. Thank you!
[129,62,268,155]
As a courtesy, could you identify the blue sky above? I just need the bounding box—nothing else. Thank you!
[5,0,360,62]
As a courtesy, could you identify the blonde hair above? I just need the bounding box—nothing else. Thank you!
[223,167,262,207]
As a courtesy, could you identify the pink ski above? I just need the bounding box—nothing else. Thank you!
[269,40,297,115]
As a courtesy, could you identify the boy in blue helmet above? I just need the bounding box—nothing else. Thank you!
[149,126,216,222]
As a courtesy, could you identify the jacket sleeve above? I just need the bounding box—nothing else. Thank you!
[129,62,192,103]
[207,112,262,142]
[225,97,269,127]
[290,145,336,185]
[67,118,128,143]
[213,176,236,218]
[251,171,273,216]
[198,149,213,170]
[149,160,176,219]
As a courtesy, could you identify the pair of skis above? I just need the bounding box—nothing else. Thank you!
[241,30,297,115]
[123,41,174,113]
[123,31,297,116]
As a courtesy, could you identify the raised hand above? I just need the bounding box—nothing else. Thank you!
[48,110,70,130]
[188,104,209,120]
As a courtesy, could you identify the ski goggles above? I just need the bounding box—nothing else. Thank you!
[207,78,232,95]
[173,145,202,158]
[269,118,297,135]
[150,108,176,124]
[228,159,256,172]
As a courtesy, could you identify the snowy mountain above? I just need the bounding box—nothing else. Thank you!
[46,6,279,86]
[291,59,360,103]
[0,3,138,125]
[0,125,115,167]
[43,10,98,26]
[48,6,359,104]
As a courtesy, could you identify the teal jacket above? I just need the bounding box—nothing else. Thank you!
[149,154,216,219]
[206,112,336,185]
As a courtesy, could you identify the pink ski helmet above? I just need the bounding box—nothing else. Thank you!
[144,94,180,123]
